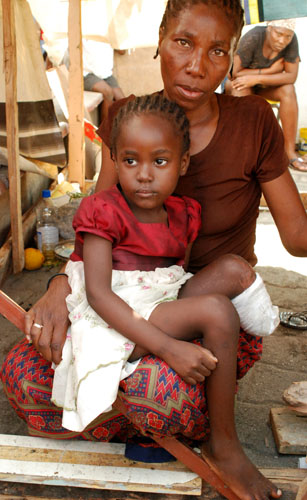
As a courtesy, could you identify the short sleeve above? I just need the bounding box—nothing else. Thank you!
[283,33,300,63]
[72,194,123,244]
[236,28,260,68]
[182,196,201,244]
[254,99,288,182]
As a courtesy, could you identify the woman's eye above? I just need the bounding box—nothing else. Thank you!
[155,158,167,166]
[213,49,226,57]
[177,39,190,48]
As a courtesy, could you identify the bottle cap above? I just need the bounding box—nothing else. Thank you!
[42,189,51,198]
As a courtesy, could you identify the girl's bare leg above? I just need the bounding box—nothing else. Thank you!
[136,294,281,500]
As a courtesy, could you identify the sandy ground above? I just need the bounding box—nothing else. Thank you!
[0,170,306,499]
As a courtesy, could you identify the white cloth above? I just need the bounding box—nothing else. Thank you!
[231,273,280,337]
[267,19,296,32]
[51,261,192,432]
[82,40,114,79]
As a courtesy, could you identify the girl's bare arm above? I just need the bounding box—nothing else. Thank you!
[83,233,215,384]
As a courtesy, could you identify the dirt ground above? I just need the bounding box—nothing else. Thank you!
[0,171,306,499]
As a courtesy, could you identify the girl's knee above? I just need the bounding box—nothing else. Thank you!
[199,294,240,334]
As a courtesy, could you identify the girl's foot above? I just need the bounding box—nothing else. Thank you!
[201,441,282,500]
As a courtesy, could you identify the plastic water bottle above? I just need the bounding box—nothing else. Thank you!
[36,190,59,265]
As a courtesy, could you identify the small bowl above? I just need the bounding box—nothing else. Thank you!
[54,239,75,261]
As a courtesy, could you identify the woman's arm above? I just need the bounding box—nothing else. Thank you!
[232,54,299,89]
[83,233,214,385]
[261,170,307,256]
[95,140,118,192]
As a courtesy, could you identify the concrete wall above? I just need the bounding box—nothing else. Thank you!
[114,17,307,140]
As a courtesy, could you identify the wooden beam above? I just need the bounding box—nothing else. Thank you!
[1,0,24,273]
[270,407,307,454]
[68,0,85,189]
[0,435,201,496]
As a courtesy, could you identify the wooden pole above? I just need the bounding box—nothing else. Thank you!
[68,0,85,190]
[2,0,24,273]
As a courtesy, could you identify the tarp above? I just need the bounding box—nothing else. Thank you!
[0,0,66,166]
[27,0,167,50]
[242,0,307,25]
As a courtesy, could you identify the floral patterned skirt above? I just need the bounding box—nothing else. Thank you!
[1,332,262,451]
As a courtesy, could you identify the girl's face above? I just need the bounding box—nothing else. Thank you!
[114,114,189,221]
[159,3,237,112]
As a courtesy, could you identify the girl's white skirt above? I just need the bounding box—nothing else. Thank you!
[51,260,192,432]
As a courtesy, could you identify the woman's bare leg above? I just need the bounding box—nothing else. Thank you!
[179,253,256,300]
[134,294,281,500]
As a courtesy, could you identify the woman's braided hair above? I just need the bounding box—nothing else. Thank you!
[110,94,190,157]
[155,0,244,57]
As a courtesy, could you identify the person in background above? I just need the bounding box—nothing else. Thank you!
[225,18,307,172]
[63,39,125,105]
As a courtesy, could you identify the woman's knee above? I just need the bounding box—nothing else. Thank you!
[214,254,256,291]
[278,83,297,101]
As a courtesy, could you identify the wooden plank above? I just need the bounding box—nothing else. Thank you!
[68,0,85,189]
[0,435,202,496]
[270,407,307,454]
[1,0,24,273]
[296,477,307,500]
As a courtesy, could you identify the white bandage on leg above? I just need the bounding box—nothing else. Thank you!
[231,273,279,337]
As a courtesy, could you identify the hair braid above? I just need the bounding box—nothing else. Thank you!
[110,94,190,157]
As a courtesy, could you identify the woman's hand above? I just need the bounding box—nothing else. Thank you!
[163,338,218,385]
[24,275,71,364]
[232,74,259,91]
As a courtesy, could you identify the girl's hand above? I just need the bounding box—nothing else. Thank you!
[163,339,218,385]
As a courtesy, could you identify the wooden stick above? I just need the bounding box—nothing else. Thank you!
[68,0,85,189]
[0,289,25,332]
[2,0,24,273]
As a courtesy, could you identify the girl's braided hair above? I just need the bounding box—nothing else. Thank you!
[110,94,190,157]
[156,0,244,56]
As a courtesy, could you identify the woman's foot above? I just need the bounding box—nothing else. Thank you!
[201,440,282,500]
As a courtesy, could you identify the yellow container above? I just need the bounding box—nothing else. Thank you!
[299,128,307,156]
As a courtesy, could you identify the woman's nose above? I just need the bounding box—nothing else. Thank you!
[186,49,205,77]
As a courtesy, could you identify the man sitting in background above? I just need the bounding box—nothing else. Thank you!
[226,19,307,172]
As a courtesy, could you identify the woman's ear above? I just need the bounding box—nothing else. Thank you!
[179,152,190,176]
[158,26,165,49]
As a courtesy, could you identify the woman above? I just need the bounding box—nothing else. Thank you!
[2,1,307,498]
[225,18,307,171]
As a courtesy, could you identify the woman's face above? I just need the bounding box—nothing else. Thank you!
[267,26,294,53]
[159,3,237,112]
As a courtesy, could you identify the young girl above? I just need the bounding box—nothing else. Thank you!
[52,94,279,497]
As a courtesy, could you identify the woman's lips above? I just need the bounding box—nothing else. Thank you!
[176,85,204,99]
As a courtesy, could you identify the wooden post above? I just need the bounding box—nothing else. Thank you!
[68,0,85,190]
[2,0,24,273]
